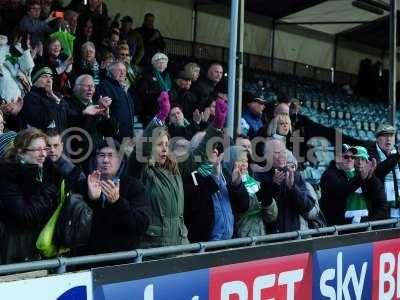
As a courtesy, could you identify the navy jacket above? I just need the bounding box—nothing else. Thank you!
[95,78,135,141]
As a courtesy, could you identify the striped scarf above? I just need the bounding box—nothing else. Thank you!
[377,144,400,217]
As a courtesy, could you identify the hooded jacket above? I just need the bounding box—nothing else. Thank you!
[320,160,388,226]
[82,141,150,254]
[0,160,57,264]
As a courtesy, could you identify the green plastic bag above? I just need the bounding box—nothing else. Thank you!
[36,180,70,258]
[50,29,75,57]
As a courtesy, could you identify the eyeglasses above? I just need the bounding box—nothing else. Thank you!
[97,153,116,159]
[24,147,50,153]
[343,155,354,160]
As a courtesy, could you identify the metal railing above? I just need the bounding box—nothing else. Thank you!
[0,218,398,276]
[164,38,358,85]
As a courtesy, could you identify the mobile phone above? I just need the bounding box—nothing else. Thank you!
[53,11,64,18]
[112,178,120,185]
[277,166,288,173]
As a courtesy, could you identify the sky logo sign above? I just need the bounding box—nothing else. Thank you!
[313,243,372,300]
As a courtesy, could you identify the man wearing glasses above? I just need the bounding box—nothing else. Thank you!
[320,144,388,225]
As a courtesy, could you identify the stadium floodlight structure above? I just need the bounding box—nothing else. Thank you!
[353,0,396,126]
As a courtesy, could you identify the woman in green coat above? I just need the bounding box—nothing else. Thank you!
[129,91,228,248]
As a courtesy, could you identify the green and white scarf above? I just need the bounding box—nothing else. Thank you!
[377,144,400,217]
[197,163,214,177]
[154,69,172,91]
[242,172,260,195]
[344,169,369,223]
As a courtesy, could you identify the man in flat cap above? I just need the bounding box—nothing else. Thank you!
[169,70,197,122]
[241,91,267,139]
[368,123,400,218]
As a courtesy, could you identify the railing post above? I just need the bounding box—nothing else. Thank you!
[134,249,144,263]
[366,222,372,232]
[56,257,67,274]
[197,242,206,253]
[333,225,339,236]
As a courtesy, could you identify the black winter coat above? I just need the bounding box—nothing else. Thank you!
[320,161,389,226]
[255,169,316,233]
[95,78,135,141]
[0,161,57,264]
[135,68,167,126]
[85,175,150,254]
[169,84,198,122]
[21,86,75,132]
[183,170,250,243]
[66,94,118,170]
[191,78,216,112]
[368,142,400,184]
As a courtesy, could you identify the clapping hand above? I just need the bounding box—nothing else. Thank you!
[83,105,106,116]
[1,96,24,115]
[88,170,102,200]
[285,168,295,189]
[273,169,286,186]
[232,162,247,186]
[101,179,120,203]
[98,96,112,108]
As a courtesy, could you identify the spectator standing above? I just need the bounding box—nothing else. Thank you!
[128,92,189,248]
[80,0,109,46]
[120,16,144,66]
[254,139,318,233]
[368,124,400,218]
[136,52,171,126]
[135,13,165,66]
[167,106,198,140]
[74,41,101,85]
[21,67,106,132]
[320,144,388,225]
[0,129,57,264]
[191,63,223,112]
[85,139,150,255]
[95,62,135,142]
[184,62,201,82]
[222,145,277,238]
[19,0,56,46]
[66,74,117,169]
[169,70,198,122]
[36,37,73,94]
[240,92,266,139]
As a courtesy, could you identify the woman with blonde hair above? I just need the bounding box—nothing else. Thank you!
[0,128,57,264]
[267,114,292,142]
[184,62,201,82]
[129,91,228,248]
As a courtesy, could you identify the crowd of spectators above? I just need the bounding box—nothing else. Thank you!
[0,0,397,266]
